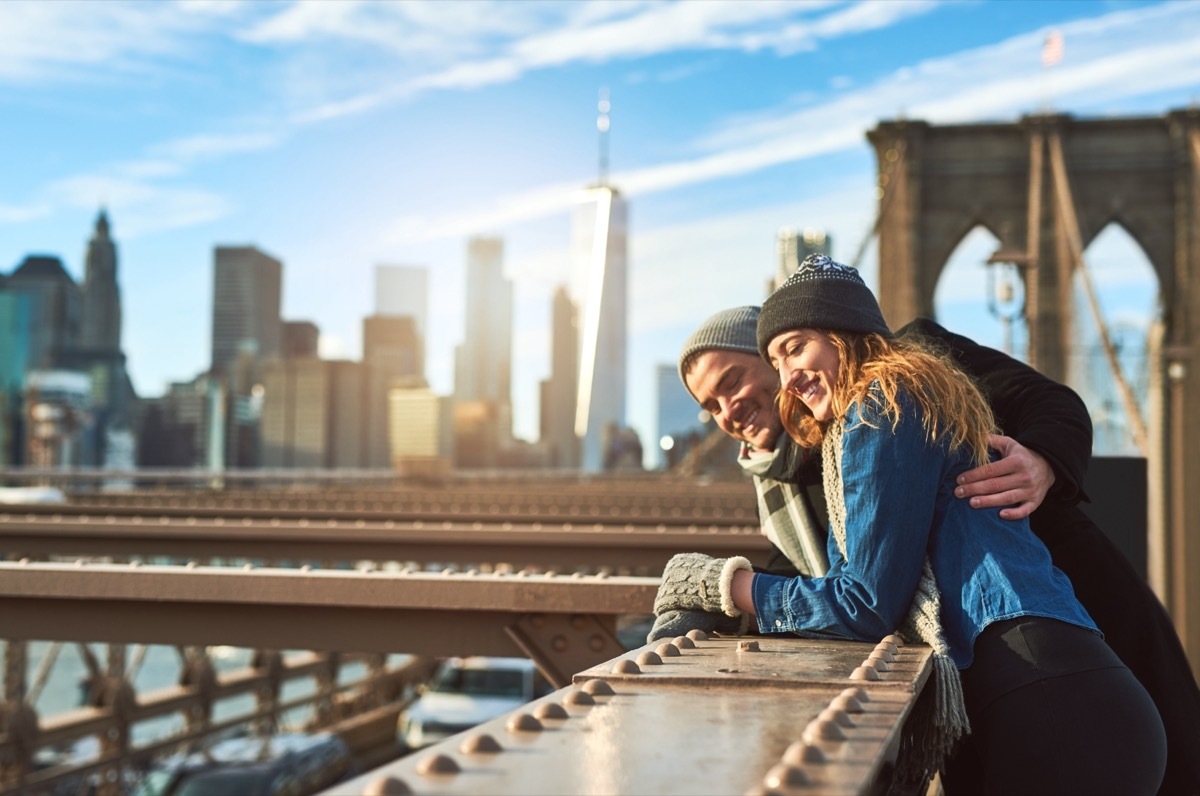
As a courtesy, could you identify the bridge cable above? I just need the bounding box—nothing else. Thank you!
[1046,130,1148,454]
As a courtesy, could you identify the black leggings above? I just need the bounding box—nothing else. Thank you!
[941,617,1167,796]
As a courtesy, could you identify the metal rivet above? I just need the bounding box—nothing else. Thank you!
[738,640,760,652]
[534,702,568,720]
[870,646,896,662]
[819,707,853,727]
[850,666,880,681]
[866,654,890,671]
[581,679,615,696]
[363,775,412,795]
[782,740,826,764]
[415,753,460,775]
[840,686,870,703]
[672,636,696,649]
[686,629,708,641]
[551,635,568,653]
[459,733,502,754]
[588,634,607,652]
[882,633,905,647]
[635,651,662,666]
[803,718,846,742]
[612,659,641,674]
[563,689,595,706]
[764,763,810,790]
[875,640,899,656]
[831,693,864,713]
[655,642,681,658]
[506,713,543,733]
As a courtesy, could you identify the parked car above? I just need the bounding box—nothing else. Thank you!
[397,656,553,751]
[131,732,353,796]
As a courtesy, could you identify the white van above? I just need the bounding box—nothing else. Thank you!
[397,657,553,751]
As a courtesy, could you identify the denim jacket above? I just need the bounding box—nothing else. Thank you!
[750,387,1098,669]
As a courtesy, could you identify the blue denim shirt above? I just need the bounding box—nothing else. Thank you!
[751,387,1097,669]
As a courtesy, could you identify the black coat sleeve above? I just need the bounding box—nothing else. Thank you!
[898,318,1092,505]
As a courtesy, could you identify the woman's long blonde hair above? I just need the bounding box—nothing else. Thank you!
[778,331,996,465]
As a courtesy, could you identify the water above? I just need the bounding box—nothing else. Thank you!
[4,641,389,750]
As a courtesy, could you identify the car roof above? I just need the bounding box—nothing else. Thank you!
[444,656,535,671]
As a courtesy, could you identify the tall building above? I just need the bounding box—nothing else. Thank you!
[570,184,628,472]
[454,237,512,465]
[4,255,81,370]
[374,265,428,342]
[456,237,512,405]
[774,228,832,291]
[260,358,363,468]
[656,363,706,469]
[388,381,453,479]
[363,315,423,468]
[80,209,122,352]
[0,290,33,464]
[24,370,95,468]
[539,285,579,468]
[282,321,320,359]
[5,216,136,469]
[210,245,282,378]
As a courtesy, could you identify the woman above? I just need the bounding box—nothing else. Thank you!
[652,254,1166,794]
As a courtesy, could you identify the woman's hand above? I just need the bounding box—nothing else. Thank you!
[954,434,1056,520]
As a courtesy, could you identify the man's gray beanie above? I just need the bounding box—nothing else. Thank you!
[678,305,761,399]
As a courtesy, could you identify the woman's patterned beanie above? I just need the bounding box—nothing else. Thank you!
[756,254,892,359]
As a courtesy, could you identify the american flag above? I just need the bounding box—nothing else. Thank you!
[1042,29,1064,67]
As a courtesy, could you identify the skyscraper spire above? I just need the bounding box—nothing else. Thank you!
[597,88,610,187]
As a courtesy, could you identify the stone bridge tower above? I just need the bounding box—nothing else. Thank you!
[867,109,1200,676]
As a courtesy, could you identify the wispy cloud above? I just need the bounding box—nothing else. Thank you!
[381,1,1200,246]
[289,1,932,123]
[0,1,216,82]
[48,174,230,238]
[0,202,52,224]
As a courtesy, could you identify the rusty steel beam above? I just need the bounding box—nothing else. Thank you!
[326,633,933,796]
[7,494,758,527]
[0,561,656,660]
[0,513,767,571]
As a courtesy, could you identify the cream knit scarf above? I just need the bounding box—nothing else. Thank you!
[821,420,970,783]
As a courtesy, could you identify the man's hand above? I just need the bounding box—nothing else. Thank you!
[954,434,1056,520]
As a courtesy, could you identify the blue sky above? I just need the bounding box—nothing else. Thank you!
[1,0,1194,459]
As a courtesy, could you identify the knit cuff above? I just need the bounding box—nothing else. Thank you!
[719,556,753,617]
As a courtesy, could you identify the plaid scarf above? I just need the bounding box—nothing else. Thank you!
[738,434,829,578]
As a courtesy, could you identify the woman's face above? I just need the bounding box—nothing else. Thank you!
[766,328,841,422]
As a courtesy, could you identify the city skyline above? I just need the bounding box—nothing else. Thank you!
[1,1,1194,455]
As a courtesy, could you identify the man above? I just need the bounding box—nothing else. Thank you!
[661,302,1200,796]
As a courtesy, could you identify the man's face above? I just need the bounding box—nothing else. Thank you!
[684,349,785,452]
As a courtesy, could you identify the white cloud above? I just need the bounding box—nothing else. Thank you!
[0,201,52,224]
[48,174,230,238]
[155,132,282,162]
[378,1,1200,249]
[284,0,930,124]
[0,1,216,82]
